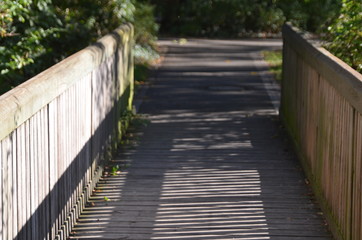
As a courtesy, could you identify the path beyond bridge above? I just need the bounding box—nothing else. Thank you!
[71,39,332,239]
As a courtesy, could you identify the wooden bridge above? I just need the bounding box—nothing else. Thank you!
[69,38,331,239]
[0,24,362,240]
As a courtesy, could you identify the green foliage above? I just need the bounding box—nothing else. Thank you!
[262,50,283,84]
[155,0,286,37]
[133,1,158,45]
[133,43,159,89]
[53,0,135,45]
[325,0,362,73]
[134,62,150,85]
[0,0,159,94]
[104,196,110,201]
[111,165,120,175]
[277,0,340,32]
[132,1,160,87]
[151,0,341,37]
[0,0,63,90]
[134,44,159,64]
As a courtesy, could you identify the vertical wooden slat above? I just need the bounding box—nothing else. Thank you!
[4,134,12,240]
[76,79,81,212]
[48,100,57,240]
[57,91,64,237]
[63,89,68,235]
[16,126,22,239]
[0,140,2,240]
[66,87,72,238]
[11,130,17,240]
[353,112,362,240]
[24,120,31,239]
[42,107,50,240]
[69,86,74,229]
[40,108,46,240]
[71,82,77,232]
[2,135,11,240]
[16,125,25,240]
[34,111,40,239]
[91,70,99,178]
[65,88,70,234]
[38,109,44,239]
[0,141,2,240]
[76,79,81,209]
[0,140,4,240]
[84,73,93,198]
[59,89,66,235]
[43,107,48,240]
[38,109,44,240]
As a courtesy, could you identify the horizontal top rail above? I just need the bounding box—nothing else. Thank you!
[283,23,362,113]
[0,23,133,142]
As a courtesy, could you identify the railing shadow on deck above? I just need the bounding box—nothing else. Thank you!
[75,111,329,239]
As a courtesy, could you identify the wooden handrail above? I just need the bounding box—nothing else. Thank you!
[282,23,362,113]
[0,23,134,240]
[0,23,133,142]
[281,23,362,240]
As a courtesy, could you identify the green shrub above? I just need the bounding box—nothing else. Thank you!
[151,0,341,37]
[325,0,362,73]
[133,1,159,45]
[262,50,283,84]
[278,0,340,33]
[165,0,286,37]
[0,0,63,90]
[0,0,159,94]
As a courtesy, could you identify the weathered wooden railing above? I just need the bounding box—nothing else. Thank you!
[0,24,133,240]
[281,23,362,240]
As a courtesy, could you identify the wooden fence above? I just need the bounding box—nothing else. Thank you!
[281,23,362,240]
[0,24,134,240]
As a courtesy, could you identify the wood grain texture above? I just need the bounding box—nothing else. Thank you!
[282,24,362,240]
[282,23,362,114]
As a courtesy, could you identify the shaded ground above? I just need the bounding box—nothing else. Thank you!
[70,39,332,240]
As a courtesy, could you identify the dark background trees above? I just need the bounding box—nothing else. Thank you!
[151,0,361,73]
[0,0,360,94]
[150,0,341,37]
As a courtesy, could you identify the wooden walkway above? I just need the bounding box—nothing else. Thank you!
[70,39,332,240]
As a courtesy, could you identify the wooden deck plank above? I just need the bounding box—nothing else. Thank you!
[71,39,332,240]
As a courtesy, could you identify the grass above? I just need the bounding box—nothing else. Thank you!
[134,63,150,87]
[262,50,283,84]
[134,43,162,90]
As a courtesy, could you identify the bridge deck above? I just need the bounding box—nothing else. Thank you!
[70,39,332,240]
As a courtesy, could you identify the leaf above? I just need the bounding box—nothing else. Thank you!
[111,165,120,175]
